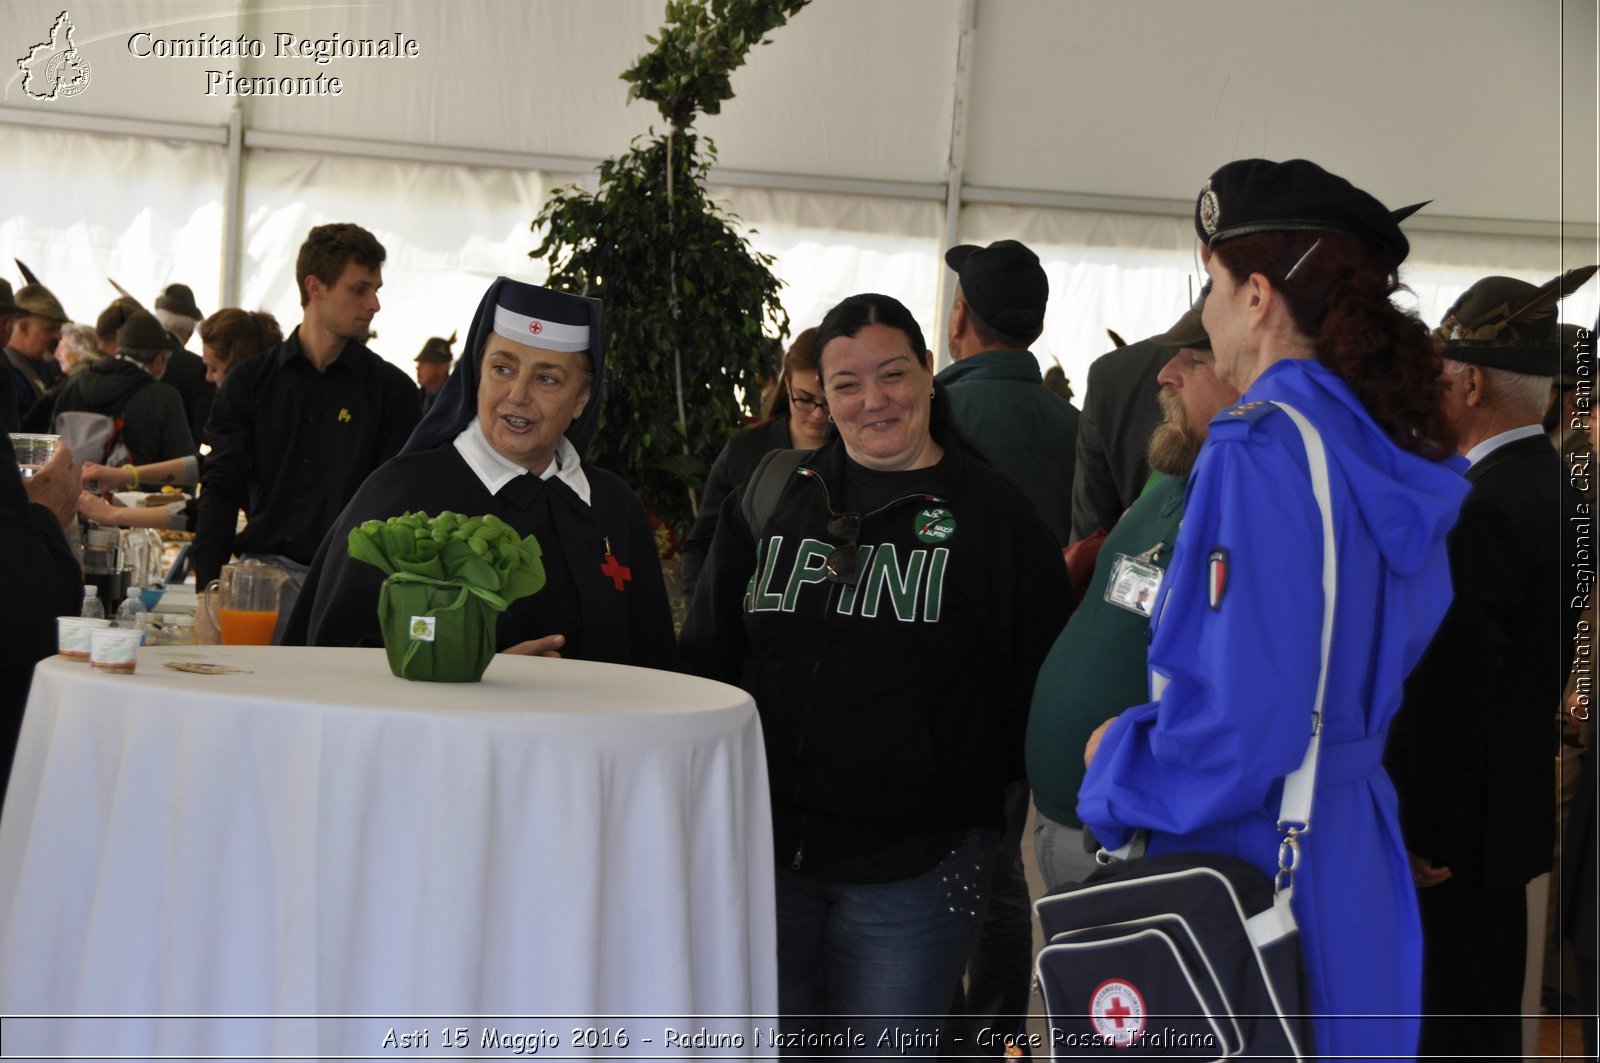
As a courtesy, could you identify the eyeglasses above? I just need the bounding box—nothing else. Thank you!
[789,387,828,415]
[824,513,861,586]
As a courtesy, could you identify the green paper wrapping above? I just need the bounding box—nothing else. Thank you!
[377,572,509,683]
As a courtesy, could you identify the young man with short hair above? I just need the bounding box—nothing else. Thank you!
[193,223,420,639]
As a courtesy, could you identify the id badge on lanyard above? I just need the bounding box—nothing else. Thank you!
[1103,541,1166,618]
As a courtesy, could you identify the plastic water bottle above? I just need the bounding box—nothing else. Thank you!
[115,596,147,628]
[80,585,104,620]
[168,614,198,646]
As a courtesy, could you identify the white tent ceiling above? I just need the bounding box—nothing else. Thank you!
[1,0,1595,388]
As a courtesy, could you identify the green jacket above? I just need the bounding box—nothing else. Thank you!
[1026,473,1184,826]
[935,349,1078,545]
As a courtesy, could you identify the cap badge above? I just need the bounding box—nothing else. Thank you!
[1199,180,1220,237]
[529,320,543,335]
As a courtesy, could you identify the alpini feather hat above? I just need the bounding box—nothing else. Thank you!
[1435,266,1598,376]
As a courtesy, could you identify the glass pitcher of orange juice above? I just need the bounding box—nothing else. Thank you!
[202,560,287,645]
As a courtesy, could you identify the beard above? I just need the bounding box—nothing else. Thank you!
[1145,387,1205,478]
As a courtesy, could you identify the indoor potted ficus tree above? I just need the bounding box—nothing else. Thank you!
[531,0,807,561]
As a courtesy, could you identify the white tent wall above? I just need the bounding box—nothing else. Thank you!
[239,149,556,353]
[0,125,226,327]
[0,0,1594,400]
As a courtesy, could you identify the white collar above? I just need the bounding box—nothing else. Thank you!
[1463,423,1545,468]
[452,420,591,506]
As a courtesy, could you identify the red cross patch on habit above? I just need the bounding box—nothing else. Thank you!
[600,538,632,592]
[529,320,543,335]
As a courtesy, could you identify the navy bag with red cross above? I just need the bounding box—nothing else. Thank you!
[1034,851,1313,1058]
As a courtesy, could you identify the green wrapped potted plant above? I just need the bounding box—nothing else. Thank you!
[348,510,546,682]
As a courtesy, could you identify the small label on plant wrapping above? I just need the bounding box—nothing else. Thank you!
[409,616,436,642]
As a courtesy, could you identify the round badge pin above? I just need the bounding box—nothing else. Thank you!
[1199,179,1220,236]
[1088,979,1146,1047]
[913,507,956,544]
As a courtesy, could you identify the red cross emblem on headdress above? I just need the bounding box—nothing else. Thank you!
[529,320,543,335]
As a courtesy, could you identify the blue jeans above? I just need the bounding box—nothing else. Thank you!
[1031,807,1102,894]
[776,828,998,1059]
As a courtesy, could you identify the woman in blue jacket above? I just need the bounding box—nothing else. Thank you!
[1078,159,1468,1060]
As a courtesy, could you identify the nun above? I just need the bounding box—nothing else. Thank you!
[285,277,675,670]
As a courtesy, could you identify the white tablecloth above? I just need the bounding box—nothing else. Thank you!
[0,647,776,1059]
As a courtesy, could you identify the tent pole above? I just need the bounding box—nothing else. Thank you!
[221,104,244,309]
[934,0,977,371]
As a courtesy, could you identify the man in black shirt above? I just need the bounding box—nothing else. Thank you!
[193,223,420,640]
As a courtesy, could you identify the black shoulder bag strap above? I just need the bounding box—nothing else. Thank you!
[739,447,807,541]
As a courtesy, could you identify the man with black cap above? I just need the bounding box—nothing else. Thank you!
[7,282,68,429]
[1387,266,1597,1058]
[49,309,196,467]
[936,238,1078,1047]
[152,282,217,444]
[195,223,419,640]
[938,239,1078,545]
[415,332,455,415]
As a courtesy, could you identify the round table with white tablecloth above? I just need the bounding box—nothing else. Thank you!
[0,646,775,1059]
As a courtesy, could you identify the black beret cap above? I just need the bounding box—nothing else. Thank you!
[1195,158,1421,270]
[945,239,1048,339]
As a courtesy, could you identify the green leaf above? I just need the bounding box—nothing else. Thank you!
[348,525,395,575]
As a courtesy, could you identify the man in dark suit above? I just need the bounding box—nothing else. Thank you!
[1068,322,1185,543]
[1387,268,1596,1058]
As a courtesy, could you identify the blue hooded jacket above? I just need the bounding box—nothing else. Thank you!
[1077,356,1468,1060]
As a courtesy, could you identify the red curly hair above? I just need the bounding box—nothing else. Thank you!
[1212,232,1457,460]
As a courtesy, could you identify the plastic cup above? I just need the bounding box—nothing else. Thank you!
[89,627,144,673]
[57,616,113,661]
[9,433,60,478]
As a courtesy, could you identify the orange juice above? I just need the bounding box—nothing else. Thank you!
[219,608,278,645]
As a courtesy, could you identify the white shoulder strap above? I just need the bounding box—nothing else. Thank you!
[1268,402,1336,888]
